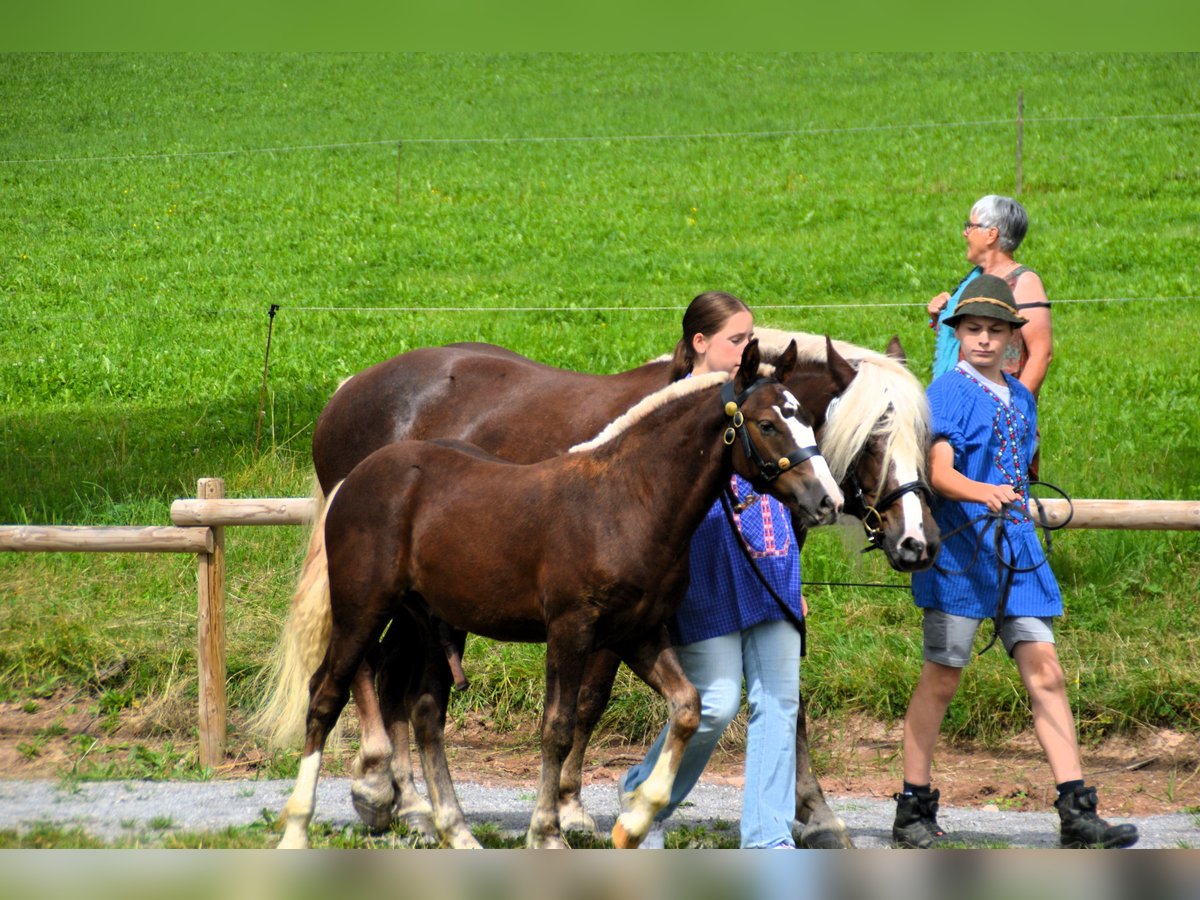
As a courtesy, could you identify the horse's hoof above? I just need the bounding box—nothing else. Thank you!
[351,781,397,833]
[446,828,484,850]
[800,822,854,850]
[611,820,642,850]
[526,833,570,850]
[558,801,598,836]
[276,832,310,850]
[398,809,439,841]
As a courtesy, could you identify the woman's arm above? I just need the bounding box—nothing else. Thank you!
[929,439,1021,513]
[1014,271,1053,397]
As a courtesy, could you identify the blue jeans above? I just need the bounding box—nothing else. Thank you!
[621,618,801,849]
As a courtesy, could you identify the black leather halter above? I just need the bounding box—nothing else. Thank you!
[845,469,934,552]
[717,375,821,657]
[719,378,819,483]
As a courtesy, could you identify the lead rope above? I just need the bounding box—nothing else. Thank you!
[933,480,1073,654]
[719,488,807,657]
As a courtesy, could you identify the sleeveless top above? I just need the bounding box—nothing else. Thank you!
[932,266,1051,380]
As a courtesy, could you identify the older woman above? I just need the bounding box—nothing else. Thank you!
[927,195,1053,399]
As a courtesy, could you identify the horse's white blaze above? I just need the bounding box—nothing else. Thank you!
[778,407,843,507]
[278,750,323,849]
[893,454,926,545]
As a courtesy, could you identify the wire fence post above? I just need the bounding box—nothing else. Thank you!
[1016,89,1025,194]
[255,303,280,453]
[396,141,403,205]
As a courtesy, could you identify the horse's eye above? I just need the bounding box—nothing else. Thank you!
[758,421,777,435]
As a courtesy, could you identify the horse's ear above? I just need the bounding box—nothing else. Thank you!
[826,336,856,392]
[773,339,798,382]
[735,338,762,391]
[885,335,907,363]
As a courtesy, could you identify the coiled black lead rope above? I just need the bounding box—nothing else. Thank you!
[933,480,1074,654]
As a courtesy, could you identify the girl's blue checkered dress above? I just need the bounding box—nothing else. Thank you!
[911,365,1062,618]
[669,475,803,646]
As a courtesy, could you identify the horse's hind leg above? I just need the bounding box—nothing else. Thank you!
[608,635,701,849]
[348,648,398,832]
[278,566,396,850]
[793,690,853,849]
[557,648,620,835]
[407,618,481,849]
[526,619,601,849]
[376,626,437,840]
[278,652,369,849]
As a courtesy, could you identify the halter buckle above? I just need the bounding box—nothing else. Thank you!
[861,505,884,538]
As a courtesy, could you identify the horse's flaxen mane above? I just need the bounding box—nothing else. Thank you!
[569,371,729,453]
[753,327,931,483]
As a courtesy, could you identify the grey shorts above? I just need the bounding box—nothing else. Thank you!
[922,609,1055,667]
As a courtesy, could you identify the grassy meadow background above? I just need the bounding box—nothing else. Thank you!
[1,53,1198,780]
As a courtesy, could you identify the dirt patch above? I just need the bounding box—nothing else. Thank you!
[3,694,1197,818]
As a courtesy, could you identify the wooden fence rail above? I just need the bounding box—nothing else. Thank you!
[0,479,229,768]
[0,524,213,553]
[171,497,1200,532]
[3,486,1199,768]
[169,497,314,527]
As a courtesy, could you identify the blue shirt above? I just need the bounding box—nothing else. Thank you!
[931,267,982,379]
[910,366,1062,618]
[670,474,804,646]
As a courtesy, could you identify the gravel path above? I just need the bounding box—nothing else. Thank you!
[2,777,1196,849]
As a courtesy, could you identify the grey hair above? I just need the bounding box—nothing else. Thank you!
[971,194,1029,253]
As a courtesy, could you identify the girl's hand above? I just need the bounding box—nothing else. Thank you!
[800,594,808,617]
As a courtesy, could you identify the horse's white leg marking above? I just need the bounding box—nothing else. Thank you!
[617,747,676,841]
[277,750,322,849]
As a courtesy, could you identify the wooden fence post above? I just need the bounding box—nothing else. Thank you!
[196,478,227,768]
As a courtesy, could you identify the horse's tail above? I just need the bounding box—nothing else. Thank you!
[249,477,344,749]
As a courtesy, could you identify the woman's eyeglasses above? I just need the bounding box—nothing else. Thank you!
[963,221,991,231]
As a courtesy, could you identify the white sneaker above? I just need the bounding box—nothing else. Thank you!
[639,820,666,850]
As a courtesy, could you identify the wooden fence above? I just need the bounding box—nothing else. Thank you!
[2,483,1198,767]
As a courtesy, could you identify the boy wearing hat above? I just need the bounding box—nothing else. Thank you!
[893,275,1139,850]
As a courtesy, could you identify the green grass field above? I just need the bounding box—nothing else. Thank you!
[1,53,1197,776]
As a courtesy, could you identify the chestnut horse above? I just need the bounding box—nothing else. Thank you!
[256,327,937,849]
[275,341,842,849]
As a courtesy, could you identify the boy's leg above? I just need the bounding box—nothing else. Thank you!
[893,661,961,848]
[901,660,964,786]
[1009,632,1139,849]
[894,609,974,849]
[903,609,974,785]
[1010,639,1081,783]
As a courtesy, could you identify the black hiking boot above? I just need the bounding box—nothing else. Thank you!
[1054,784,1139,849]
[892,789,947,849]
